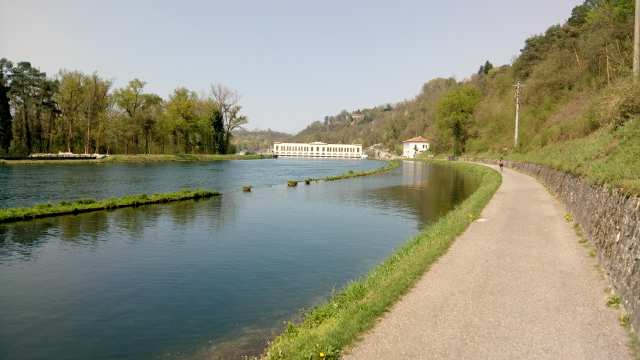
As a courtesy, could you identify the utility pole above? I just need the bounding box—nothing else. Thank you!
[514,81,521,148]
[634,0,640,82]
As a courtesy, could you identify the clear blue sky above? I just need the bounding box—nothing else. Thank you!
[0,0,581,133]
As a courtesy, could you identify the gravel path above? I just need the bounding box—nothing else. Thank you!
[344,165,631,359]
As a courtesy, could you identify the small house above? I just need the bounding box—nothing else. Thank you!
[402,136,430,158]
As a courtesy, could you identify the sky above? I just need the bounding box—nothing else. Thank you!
[0,0,582,133]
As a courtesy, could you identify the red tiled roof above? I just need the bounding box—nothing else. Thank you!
[402,136,429,143]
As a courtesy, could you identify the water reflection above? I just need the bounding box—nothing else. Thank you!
[59,211,110,243]
[377,161,480,226]
[0,220,55,262]
[0,161,480,360]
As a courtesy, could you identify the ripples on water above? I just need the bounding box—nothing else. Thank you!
[0,161,479,360]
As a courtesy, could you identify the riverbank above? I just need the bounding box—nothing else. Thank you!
[0,159,473,360]
[0,153,273,165]
[263,161,501,360]
[0,189,219,223]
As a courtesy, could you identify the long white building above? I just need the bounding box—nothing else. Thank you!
[273,141,364,159]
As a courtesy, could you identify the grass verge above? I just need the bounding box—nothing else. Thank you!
[263,161,501,360]
[324,160,401,181]
[291,160,402,186]
[0,189,219,223]
[621,313,640,360]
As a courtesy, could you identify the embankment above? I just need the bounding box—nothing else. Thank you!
[323,160,401,181]
[263,161,501,360]
[0,189,219,223]
[292,160,401,185]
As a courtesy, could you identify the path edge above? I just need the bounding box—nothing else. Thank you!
[261,160,502,360]
[472,158,640,355]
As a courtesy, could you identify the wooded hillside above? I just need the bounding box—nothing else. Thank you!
[293,0,639,163]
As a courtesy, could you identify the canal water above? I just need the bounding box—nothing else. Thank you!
[0,160,480,360]
[0,159,385,209]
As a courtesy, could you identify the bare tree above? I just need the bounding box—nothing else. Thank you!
[210,84,248,153]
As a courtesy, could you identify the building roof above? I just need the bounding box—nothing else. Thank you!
[402,136,429,143]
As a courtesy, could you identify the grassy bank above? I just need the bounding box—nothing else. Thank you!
[0,153,273,165]
[471,119,640,196]
[264,161,501,360]
[293,160,402,185]
[324,160,401,181]
[0,189,219,223]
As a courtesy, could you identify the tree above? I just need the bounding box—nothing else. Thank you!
[113,79,145,153]
[8,61,50,154]
[568,1,596,28]
[37,78,60,153]
[210,84,248,153]
[165,87,198,153]
[210,107,225,153]
[56,71,84,152]
[478,60,494,75]
[139,94,162,154]
[113,79,161,154]
[0,58,13,153]
[82,73,111,154]
[436,85,481,156]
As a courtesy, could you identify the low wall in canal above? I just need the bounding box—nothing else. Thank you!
[480,159,640,333]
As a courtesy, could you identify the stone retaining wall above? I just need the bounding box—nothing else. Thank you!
[486,160,640,333]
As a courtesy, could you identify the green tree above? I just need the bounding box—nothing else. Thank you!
[165,87,198,153]
[436,85,481,156]
[82,73,112,154]
[210,107,225,153]
[56,71,85,152]
[8,61,51,154]
[478,60,494,75]
[36,78,60,153]
[113,79,161,154]
[139,94,162,154]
